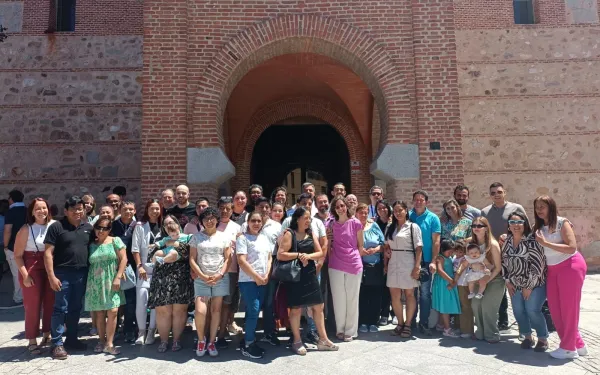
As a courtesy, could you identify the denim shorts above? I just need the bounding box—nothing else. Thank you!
[194,273,230,298]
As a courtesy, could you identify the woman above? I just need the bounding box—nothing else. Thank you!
[502,211,548,352]
[375,199,393,326]
[82,194,97,223]
[384,201,422,338]
[85,217,127,355]
[131,199,162,345]
[97,205,115,221]
[270,201,286,224]
[534,195,587,359]
[13,198,55,354]
[355,204,385,333]
[465,217,503,343]
[147,214,193,352]
[441,199,472,242]
[327,196,364,342]
[279,207,338,355]
[231,191,249,226]
[189,207,231,358]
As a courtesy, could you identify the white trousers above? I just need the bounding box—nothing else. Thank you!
[4,249,22,303]
[136,286,156,331]
[328,267,362,337]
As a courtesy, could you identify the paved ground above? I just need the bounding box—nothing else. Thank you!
[1,271,599,375]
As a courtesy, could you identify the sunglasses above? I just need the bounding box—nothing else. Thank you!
[471,224,487,229]
[220,196,233,200]
[94,226,110,232]
[508,220,525,225]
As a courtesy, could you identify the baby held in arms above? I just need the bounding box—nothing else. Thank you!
[149,221,192,264]
[464,243,493,300]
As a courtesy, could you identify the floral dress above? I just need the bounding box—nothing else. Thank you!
[148,239,194,308]
[442,217,472,242]
[85,237,126,311]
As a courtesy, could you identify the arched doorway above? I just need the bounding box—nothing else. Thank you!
[251,124,351,199]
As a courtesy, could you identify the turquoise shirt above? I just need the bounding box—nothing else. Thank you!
[442,217,472,241]
[409,208,441,262]
[361,222,385,264]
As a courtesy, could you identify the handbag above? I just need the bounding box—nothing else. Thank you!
[410,223,430,283]
[112,240,136,290]
[271,229,302,283]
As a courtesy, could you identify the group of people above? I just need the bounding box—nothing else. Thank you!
[0,180,587,361]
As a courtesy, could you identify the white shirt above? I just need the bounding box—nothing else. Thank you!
[387,221,423,251]
[236,233,272,283]
[25,221,55,252]
[541,216,575,266]
[189,231,230,276]
[218,220,242,272]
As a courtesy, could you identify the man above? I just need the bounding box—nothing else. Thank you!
[453,185,481,220]
[286,182,318,216]
[183,197,210,234]
[44,196,93,359]
[3,189,26,305]
[246,184,263,212]
[408,190,441,335]
[166,185,196,226]
[368,185,384,219]
[331,182,346,198]
[105,193,121,216]
[160,188,175,213]
[481,182,528,332]
[111,201,137,343]
[231,191,248,225]
[346,194,358,216]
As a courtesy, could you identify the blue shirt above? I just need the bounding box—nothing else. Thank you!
[409,208,441,262]
[362,222,385,264]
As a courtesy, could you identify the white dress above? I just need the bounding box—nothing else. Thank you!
[386,222,423,289]
[464,253,488,282]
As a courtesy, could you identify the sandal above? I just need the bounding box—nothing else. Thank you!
[227,322,243,335]
[391,324,404,336]
[157,341,168,353]
[27,344,41,355]
[317,340,339,351]
[291,341,307,356]
[400,325,412,338]
[94,343,105,353]
[336,333,344,341]
[40,336,51,347]
[343,335,353,342]
[171,340,182,352]
[103,346,121,355]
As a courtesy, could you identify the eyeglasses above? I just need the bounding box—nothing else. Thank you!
[508,220,525,225]
[371,192,382,196]
[94,226,110,232]
[249,219,262,223]
[490,191,504,196]
[471,224,487,229]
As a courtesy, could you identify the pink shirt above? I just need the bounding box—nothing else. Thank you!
[329,217,363,275]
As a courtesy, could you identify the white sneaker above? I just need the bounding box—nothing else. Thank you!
[460,333,471,338]
[467,293,475,299]
[196,340,207,357]
[392,316,399,325]
[549,348,579,360]
[135,330,146,345]
[577,345,588,356]
[145,328,156,345]
[207,342,218,357]
[474,293,483,299]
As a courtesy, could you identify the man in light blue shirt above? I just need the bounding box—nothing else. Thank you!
[409,190,441,335]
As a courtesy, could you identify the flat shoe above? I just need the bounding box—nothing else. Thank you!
[94,343,104,353]
[27,344,41,355]
[317,340,339,351]
[520,338,534,349]
[292,341,307,356]
[103,346,121,355]
[534,341,549,352]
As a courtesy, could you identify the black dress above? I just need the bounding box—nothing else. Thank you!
[285,234,323,308]
[147,241,194,308]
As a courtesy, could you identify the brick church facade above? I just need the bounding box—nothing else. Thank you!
[0,0,599,267]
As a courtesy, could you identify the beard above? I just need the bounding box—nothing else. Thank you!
[456,198,467,206]
[318,206,329,214]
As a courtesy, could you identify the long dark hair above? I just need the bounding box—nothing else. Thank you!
[141,199,163,225]
[507,211,532,237]
[385,200,409,241]
[375,199,391,227]
[290,207,312,236]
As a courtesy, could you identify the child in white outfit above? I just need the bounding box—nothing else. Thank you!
[464,244,493,299]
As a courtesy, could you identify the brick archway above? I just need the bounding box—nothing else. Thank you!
[192,14,411,152]
[232,97,371,199]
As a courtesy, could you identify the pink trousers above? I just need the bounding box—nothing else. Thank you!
[546,252,586,351]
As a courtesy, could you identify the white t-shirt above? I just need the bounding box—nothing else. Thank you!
[189,230,230,276]
[236,233,272,283]
[217,220,242,273]
[241,219,282,255]
[281,216,326,238]
[541,216,575,266]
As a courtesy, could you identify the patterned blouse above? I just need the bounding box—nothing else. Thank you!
[441,217,472,242]
[501,233,547,290]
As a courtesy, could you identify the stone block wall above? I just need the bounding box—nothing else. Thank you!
[0,0,143,207]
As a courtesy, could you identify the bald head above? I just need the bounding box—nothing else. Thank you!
[175,185,190,207]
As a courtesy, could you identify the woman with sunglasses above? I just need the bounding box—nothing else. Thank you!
[534,195,587,359]
[501,212,548,352]
[465,216,503,343]
[85,217,127,355]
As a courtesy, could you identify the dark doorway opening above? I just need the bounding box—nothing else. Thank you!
[251,124,351,200]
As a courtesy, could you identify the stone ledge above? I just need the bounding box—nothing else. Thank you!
[370,143,420,182]
[187,147,235,185]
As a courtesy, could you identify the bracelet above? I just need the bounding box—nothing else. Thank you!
[137,263,143,268]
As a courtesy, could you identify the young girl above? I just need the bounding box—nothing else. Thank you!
[150,221,191,264]
[464,244,493,299]
[432,239,461,337]
[453,241,475,338]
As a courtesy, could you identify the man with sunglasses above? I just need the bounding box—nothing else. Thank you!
[481,182,529,332]
[43,196,94,359]
[368,186,384,219]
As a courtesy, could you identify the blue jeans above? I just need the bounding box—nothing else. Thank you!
[123,288,137,335]
[418,278,432,327]
[239,282,266,344]
[511,285,549,339]
[51,267,88,346]
[262,277,278,336]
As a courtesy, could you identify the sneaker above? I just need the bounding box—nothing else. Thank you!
[435,324,444,332]
[392,316,399,326]
[498,323,510,332]
[216,337,228,349]
[241,342,264,359]
[460,333,471,338]
[549,348,579,360]
[63,339,87,351]
[467,292,475,299]
[207,342,218,357]
[369,325,379,333]
[378,317,389,326]
[359,324,369,333]
[577,345,588,356]
[443,328,460,338]
[186,316,194,326]
[419,324,432,336]
[260,334,281,346]
[135,330,145,345]
[474,293,483,299]
[89,327,98,336]
[52,345,68,360]
[305,330,319,345]
[155,256,165,264]
[518,334,525,342]
[11,300,23,307]
[196,340,207,357]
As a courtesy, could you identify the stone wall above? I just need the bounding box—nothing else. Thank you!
[0,34,142,207]
[456,25,600,269]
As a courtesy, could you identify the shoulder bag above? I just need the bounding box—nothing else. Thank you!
[113,239,136,290]
[271,229,301,283]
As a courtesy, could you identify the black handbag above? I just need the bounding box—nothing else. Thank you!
[410,223,430,283]
[271,229,302,283]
